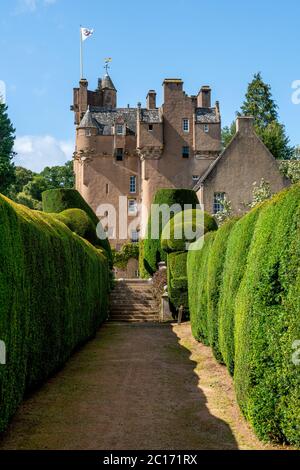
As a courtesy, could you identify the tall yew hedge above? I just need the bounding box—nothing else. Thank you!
[187,185,300,446]
[0,195,109,432]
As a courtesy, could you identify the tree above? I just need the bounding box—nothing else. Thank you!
[249,178,272,208]
[0,102,16,195]
[7,166,36,199]
[221,73,293,159]
[40,161,74,189]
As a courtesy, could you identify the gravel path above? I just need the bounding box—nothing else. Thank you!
[0,322,280,450]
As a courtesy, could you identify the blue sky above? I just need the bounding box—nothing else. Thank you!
[1,0,299,171]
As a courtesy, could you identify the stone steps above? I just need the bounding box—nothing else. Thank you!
[109,279,159,323]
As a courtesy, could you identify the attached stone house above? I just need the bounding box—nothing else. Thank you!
[71,71,289,248]
[194,116,290,214]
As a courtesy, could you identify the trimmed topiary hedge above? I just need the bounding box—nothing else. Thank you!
[162,209,218,313]
[234,186,300,446]
[218,206,262,375]
[188,185,300,447]
[0,194,109,432]
[206,218,238,362]
[143,189,199,275]
[52,208,99,247]
[42,188,112,261]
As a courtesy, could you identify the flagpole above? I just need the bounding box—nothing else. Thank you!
[80,26,83,79]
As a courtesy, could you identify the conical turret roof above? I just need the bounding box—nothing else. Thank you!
[78,107,98,129]
[101,73,116,91]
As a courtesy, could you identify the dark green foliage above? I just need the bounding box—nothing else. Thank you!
[218,206,261,375]
[40,161,74,189]
[139,239,150,279]
[0,194,109,432]
[234,186,300,445]
[188,232,216,345]
[167,252,188,311]
[206,219,238,362]
[161,209,217,253]
[42,188,112,260]
[0,102,15,195]
[143,189,199,275]
[112,242,139,270]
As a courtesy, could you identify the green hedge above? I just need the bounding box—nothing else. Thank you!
[188,232,216,345]
[188,185,300,446]
[42,189,112,260]
[143,189,199,275]
[218,206,261,375]
[207,218,238,362]
[167,252,188,311]
[52,208,98,247]
[234,186,300,445]
[0,195,109,432]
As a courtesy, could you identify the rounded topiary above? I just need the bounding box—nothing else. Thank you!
[161,209,217,253]
[52,209,98,246]
[143,189,199,275]
[42,188,112,260]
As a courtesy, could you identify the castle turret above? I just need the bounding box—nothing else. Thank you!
[101,73,117,108]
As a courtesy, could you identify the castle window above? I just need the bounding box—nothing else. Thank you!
[130,175,136,193]
[116,124,123,135]
[183,118,189,133]
[131,230,139,243]
[128,199,137,216]
[116,148,124,161]
[213,192,226,214]
[148,124,153,131]
[85,129,92,137]
[106,184,109,194]
[204,124,209,133]
[192,175,200,182]
[182,146,190,158]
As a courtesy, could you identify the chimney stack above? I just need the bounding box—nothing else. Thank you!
[146,90,157,109]
[197,86,211,108]
[236,116,254,134]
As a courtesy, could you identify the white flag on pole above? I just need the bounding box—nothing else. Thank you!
[81,27,94,42]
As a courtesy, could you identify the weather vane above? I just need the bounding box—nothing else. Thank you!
[104,58,112,73]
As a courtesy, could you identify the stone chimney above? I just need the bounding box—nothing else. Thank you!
[197,86,211,108]
[146,90,157,109]
[163,79,183,103]
[236,116,254,134]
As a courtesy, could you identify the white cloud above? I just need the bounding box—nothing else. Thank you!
[14,135,73,172]
[14,0,57,14]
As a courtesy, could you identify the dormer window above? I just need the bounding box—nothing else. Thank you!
[116,124,124,135]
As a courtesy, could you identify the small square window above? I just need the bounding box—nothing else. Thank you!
[182,146,190,158]
[116,148,124,161]
[192,175,199,182]
[183,118,189,132]
[148,124,153,131]
[204,124,209,133]
[213,192,226,214]
[116,124,123,135]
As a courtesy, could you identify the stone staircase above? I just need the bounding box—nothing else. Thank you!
[109,279,159,323]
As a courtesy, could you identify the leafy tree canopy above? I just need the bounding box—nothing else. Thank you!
[0,102,16,194]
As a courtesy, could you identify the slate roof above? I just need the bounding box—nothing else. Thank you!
[140,108,162,123]
[78,108,101,130]
[196,107,219,123]
[88,107,138,135]
[101,73,116,91]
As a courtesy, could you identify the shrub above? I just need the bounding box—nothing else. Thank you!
[112,242,139,270]
[143,189,199,275]
[0,195,109,432]
[42,188,112,260]
[218,206,261,375]
[161,209,217,253]
[188,232,217,345]
[234,185,300,445]
[52,208,98,246]
[206,218,238,362]
[138,239,150,279]
[167,252,188,311]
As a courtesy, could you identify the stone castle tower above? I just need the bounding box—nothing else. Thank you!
[72,71,222,248]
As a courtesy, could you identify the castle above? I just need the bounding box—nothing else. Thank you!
[72,71,289,249]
